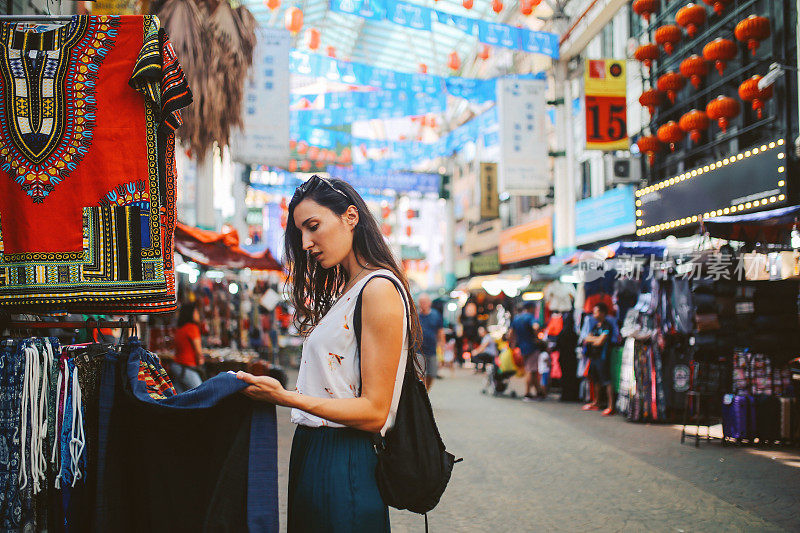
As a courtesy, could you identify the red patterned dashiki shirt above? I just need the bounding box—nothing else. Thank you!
[0,15,191,313]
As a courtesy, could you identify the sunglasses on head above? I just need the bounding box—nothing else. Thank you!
[293,175,350,202]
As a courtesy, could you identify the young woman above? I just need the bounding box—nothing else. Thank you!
[236,175,422,532]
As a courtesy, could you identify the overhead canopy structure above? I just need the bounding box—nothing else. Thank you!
[704,205,800,244]
[174,222,283,271]
[244,0,554,77]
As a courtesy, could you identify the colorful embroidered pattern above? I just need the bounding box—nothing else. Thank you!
[0,16,191,312]
[0,17,120,202]
[137,355,176,400]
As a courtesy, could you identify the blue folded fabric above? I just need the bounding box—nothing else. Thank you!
[96,339,278,532]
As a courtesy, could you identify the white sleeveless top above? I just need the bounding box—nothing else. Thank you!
[290,269,409,436]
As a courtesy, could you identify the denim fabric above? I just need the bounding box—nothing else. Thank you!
[95,339,278,532]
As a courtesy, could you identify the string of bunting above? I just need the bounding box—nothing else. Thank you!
[328,0,559,58]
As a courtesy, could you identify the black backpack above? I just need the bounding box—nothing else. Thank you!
[353,274,461,520]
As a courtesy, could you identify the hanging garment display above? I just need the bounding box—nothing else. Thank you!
[0,336,279,532]
[96,339,279,532]
[0,16,191,313]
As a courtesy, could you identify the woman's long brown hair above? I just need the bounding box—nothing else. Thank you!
[284,177,423,378]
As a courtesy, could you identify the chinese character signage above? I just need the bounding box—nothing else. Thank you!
[584,59,629,151]
[231,28,291,167]
[497,78,548,195]
[480,162,499,219]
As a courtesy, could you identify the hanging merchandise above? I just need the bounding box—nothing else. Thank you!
[448,50,461,71]
[0,16,191,313]
[492,0,503,13]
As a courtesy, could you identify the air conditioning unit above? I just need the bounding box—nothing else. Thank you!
[605,155,641,185]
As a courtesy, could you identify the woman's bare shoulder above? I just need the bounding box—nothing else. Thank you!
[361,276,404,318]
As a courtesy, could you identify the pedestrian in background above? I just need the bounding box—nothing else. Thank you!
[582,302,615,415]
[509,302,542,401]
[418,293,445,390]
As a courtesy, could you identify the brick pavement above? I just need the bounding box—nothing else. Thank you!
[275,367,800,532]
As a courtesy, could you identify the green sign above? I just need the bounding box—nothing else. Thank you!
[246,207,263,226]
[471,253,500,275]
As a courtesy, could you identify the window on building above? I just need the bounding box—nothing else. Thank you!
[581,160,592,199]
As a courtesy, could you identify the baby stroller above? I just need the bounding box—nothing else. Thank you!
[481,347,522,397]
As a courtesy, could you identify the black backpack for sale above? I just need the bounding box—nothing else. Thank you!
[353,274,461,522]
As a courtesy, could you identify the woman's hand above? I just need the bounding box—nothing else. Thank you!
[236,371,288,405]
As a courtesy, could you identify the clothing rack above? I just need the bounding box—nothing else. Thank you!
[3,318,137,330]
[0,15,77,22]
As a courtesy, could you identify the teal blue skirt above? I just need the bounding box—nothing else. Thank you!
[288,425,390,533]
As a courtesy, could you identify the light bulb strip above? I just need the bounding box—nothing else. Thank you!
[635,138,788,237]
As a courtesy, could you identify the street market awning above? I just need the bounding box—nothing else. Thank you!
[563,241,667,263]
[704,205,800,244]
[174,222,283,271]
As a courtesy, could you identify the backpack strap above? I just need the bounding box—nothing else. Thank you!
[352,273,414,397]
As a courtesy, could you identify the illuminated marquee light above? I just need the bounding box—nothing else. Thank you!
[635,139,788,235]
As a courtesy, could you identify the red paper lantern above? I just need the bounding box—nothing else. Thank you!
[307,146,319,160]
[702,38,737,75]
[307,28,320,50]
[339,147,352,165]
[265,0,280,11]
[702,0,731,15]
[639,89,664,116]
[326,45,336,58]
[288,159,297,172]
[478,44,490,60]
[633,0,659,22]
[679,109,710,143]
[284,7,303,35]
[521,0,533,15]
[418,63,428,74]
[655,25,682,55]
[657,121,685,151]
[300,160,312,172]
[735,15,770,56]
[657,72,686,103]
[289,139,297,151]
[676,4,706,38]
[381,206,391,219]
[739,75,773,119]
[296,141,308,155]
[492,0,503,13]
[462,0,473,8]
[634,43,660,71]
[680,55,708,89]
[637,135,662,165]
[448,51,461,71]
[705,96,740,132]
[405,226,413,237]
[381,224,392,237]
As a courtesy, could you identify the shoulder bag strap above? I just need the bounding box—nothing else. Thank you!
[353,274,414,396]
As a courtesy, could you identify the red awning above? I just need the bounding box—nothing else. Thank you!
[174,222,283,271]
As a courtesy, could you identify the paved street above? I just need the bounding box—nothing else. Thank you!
[275,368,800,532]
